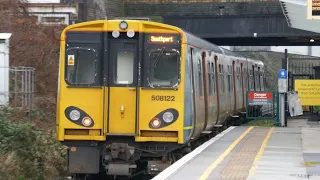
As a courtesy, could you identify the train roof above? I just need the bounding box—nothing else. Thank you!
[181,29,263,64]
[183,30,223,54]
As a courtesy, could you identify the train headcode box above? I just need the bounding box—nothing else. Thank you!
[248,92,273,105]
[307,0,320,19]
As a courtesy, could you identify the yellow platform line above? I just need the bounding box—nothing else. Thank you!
[249,127,275,176]
[198,126,255,180]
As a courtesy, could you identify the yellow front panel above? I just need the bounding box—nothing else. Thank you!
[57,20,187,143]
[136,90,184,144]
[109,87,137,134]
[58,88,105,141]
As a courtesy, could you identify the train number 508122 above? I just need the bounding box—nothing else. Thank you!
[151,95,175,101]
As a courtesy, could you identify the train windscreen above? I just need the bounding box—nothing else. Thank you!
[144,34,181,88]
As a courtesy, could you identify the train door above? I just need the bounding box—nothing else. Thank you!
[232,61,237,113]
[214,56,220,124]
[202,52,209,130]
[107,40,138,135]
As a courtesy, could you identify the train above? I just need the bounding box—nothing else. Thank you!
[56,18,265,179]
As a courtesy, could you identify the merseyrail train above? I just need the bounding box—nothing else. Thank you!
[56,19,265,179]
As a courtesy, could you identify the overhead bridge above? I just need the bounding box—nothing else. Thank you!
[125,0,320,46]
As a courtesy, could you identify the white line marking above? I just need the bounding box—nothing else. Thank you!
[152,126,236,180]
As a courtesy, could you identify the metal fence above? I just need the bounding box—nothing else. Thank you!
[246,91,280,126]
[0,67,35,120]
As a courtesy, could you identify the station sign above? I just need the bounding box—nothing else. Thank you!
[248,92,273,105]
[307,0,320,19]
[278,69,287,93]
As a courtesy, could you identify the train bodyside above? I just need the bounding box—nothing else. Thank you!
[182,31,265,141]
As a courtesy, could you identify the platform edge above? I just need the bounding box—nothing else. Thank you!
[152,126,236,180]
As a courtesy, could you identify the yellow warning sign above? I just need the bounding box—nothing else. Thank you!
[68,55,75,65]
[295,80,320,105]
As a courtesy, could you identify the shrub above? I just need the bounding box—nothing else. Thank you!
[0,108,68,180]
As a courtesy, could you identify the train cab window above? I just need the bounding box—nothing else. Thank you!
[116,51,134,84]
[66,48,97,85]
[150,49,179,86]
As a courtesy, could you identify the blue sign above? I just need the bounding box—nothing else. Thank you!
[278,69,287,79]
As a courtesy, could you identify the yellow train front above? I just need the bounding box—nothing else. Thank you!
[57,19,191,179]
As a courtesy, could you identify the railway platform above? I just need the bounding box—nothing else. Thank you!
[152,121,320,180]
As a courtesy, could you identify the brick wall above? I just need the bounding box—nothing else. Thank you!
[86,0,106,21]
[124,0,282,17]
[106,0,125,19]
[81,0,124,21]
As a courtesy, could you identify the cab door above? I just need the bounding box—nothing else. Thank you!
[107,40,138,135]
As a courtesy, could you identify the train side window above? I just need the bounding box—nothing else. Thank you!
[239,67,242,90]
[255,70,260,90]
[198,58,203,96]
[260,71,264,90]
[243,68,245,90]
[211,62,216,94]
[249,69,252,90]
[228,65,231,92]
[66,48,97,85]
[219,64,224,93]
[207,61,212,95]
[235,67,237,90]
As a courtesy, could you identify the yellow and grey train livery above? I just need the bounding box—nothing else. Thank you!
[56,19,265,179]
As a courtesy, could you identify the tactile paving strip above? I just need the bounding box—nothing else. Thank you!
[219,128,271,180]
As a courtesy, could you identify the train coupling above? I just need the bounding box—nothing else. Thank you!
[105,163,137,176]
[107,143,135,161]
[147,160,171,175]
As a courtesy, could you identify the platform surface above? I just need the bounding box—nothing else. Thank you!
[152,123,320,180]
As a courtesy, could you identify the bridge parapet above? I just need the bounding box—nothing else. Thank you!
[125,0,282,17]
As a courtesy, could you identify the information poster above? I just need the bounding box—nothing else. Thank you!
[294,80,320,105]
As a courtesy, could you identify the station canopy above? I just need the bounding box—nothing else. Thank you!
[280,0,320,33]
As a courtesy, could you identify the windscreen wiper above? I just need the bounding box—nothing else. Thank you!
[153,47,166,67]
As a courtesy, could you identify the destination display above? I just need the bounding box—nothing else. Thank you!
[146,34,180,45]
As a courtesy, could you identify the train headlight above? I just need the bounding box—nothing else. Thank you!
[151,118,161,128]
[82,117,92,127]
[69,110,80,121]
[163,112,174,123]
[119,21,128,30]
